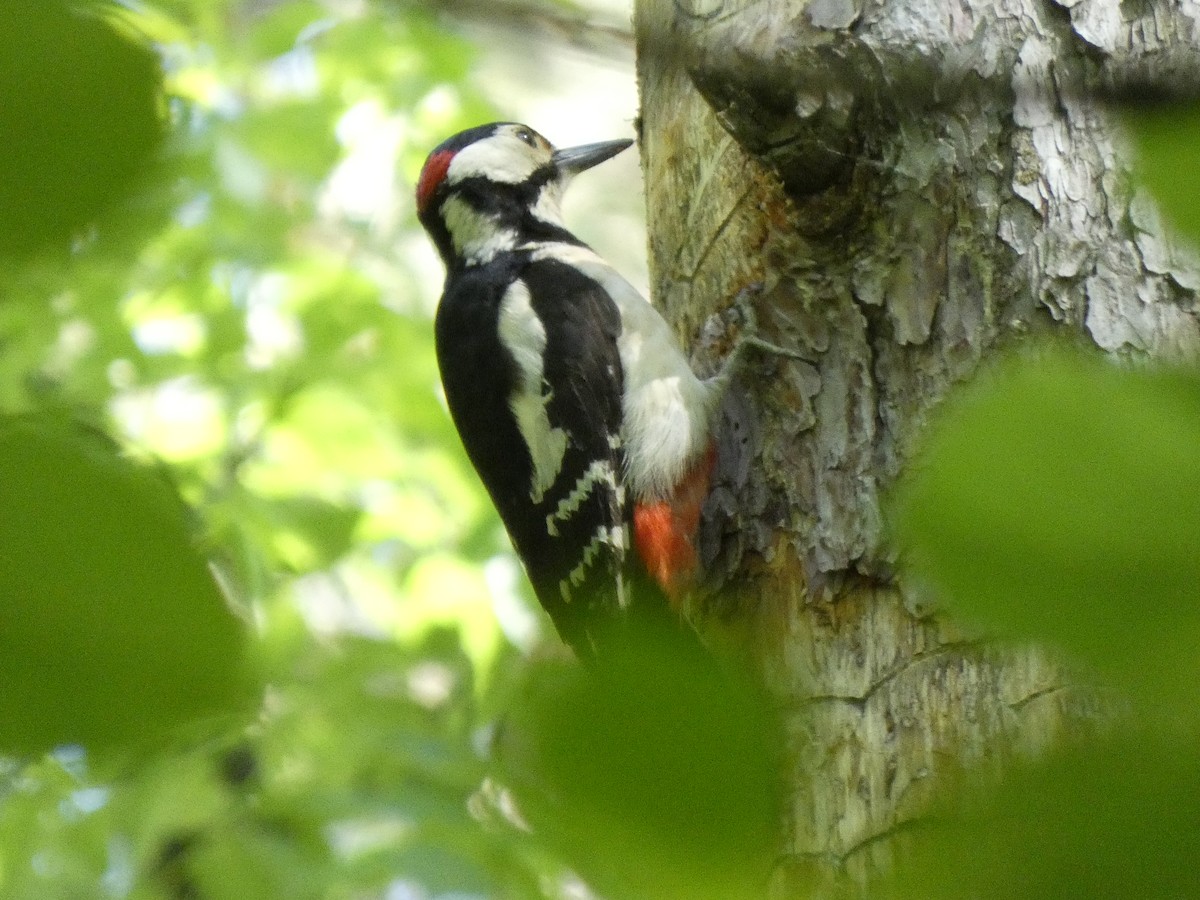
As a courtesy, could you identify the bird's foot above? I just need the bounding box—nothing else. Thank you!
[729,284,806,365]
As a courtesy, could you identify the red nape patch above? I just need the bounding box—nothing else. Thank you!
[416,149,455,214]
[633,445,717,609]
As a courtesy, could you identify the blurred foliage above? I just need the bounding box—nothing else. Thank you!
[895,352,1200,711]
[894,97,1200,900]
[7,1,1199,898]
[0,1,779,898]
[1126,101,1200,244]
[895,350,1200,900]
[502,635,780,900]
[899,733,1200,900]
[0,415,250,757]
[0,0,163,257]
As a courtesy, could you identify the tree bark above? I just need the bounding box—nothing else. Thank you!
[633,0,1200,893]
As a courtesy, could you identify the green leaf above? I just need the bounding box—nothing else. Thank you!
[1125,101,1200,243]
[502,632,782,900]
[0,0,164,258]
[894,350,1200,708]
[0,416,252,757]
[898,735,1200,900]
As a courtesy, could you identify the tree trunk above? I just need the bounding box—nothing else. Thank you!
[633,0,1200,893]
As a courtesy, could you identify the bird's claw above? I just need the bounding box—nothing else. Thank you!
[731,287,805,362]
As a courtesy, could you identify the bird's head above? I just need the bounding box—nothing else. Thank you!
[416,122,632,269]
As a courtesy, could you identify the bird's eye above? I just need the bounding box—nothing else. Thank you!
[515,129,538,148]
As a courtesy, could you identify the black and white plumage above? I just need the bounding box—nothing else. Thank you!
[417,123,730,659]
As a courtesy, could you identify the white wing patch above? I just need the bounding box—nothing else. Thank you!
[560,524,630,607]
[546,459,621,537]
[497,280,567,504]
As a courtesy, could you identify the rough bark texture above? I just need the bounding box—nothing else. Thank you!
[633,0,1200,893]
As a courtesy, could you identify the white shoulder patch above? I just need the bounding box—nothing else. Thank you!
[497,280,568,504]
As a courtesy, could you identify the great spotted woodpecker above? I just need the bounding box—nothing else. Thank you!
[417,122,784,659]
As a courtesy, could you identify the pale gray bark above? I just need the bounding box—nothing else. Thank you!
[634,0,1200,893]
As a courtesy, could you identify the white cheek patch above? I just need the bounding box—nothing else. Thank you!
[529,180,567,227]
[449,134,542,184]
[443,196,517,263]
[497,280,568,504]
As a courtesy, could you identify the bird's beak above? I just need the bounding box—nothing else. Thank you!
[552,138,634,176]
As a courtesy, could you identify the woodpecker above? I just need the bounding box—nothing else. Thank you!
[417,122,781,659]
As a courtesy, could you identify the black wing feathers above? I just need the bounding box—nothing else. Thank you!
[434,255,533,530]
[520,258,627,653]
[434,252,629,659]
